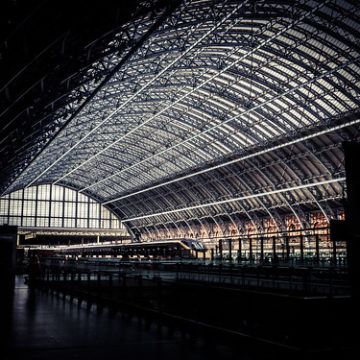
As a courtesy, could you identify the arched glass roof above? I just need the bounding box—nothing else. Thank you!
[1,0,360,238]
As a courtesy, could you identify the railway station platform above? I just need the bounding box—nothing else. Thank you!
[7,276,239,360]
[4,259,356,360]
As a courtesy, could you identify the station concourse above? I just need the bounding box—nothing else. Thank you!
[1,1,360,359]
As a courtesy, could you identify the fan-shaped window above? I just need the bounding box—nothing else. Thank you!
[0,184,123,229]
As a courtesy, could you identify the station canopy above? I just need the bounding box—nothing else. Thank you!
[1,0,359,239]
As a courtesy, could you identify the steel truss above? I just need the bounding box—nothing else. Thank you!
[2,0,360,240]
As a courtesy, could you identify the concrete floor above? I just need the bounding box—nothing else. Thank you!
[7,276,240,360]
[4,275,353,360]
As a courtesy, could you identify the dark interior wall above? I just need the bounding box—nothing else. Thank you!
[0,224,17,288]
[0,225,17,350]
[343,141,360,298]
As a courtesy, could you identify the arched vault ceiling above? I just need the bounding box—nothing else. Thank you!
[2,0,360,236]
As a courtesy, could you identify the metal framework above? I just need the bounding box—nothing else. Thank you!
[0,184,123,230]
[1,0,360,241]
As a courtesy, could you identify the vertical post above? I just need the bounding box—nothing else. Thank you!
[238,238,242,263]
[219,239,223,262]
[285,236,290,262]
[20,188,25,227]
[300,234,304,263]
[332,237,337,265]
[249,237,253,263]
[260,237,264,262]
[62,186,65,228]
[272,236,277,263]
[34,185,38,227]
[315,234,320,263]
[99,200,102,229]
[211,248,214,261]
[7,192,10,224]
[228,239,232,263]
[75,190,78,228]
[48,184,52,228]
[87,196,90,229]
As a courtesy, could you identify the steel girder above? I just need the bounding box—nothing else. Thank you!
[0,0,181,191]
[1,0,360,239]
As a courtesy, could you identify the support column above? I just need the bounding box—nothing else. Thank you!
[332,237,337,265]
[315,234,320,263]
[228,239,232,262]
[285,236,290,262]
[249,237,253,263]
[272,236,276,263]
[219,239,223,262]
[300,234,304,263]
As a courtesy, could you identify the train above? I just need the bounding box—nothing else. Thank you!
[28,238,207,260]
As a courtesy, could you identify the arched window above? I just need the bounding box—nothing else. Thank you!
[0,184,123,230]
